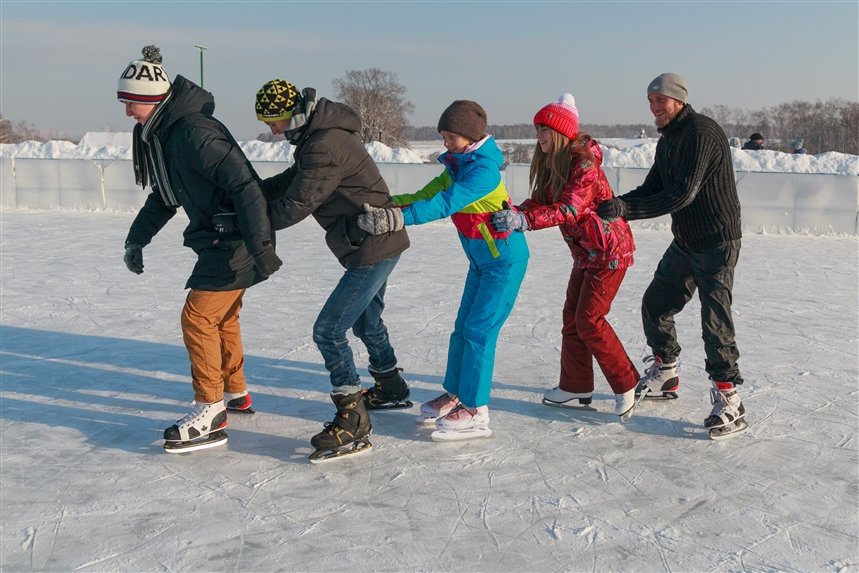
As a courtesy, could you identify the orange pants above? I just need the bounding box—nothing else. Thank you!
[181,288,247,404]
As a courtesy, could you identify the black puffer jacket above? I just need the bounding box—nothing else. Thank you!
[264,98,409,268]
[125,75,275,290]
[618,105,742,250]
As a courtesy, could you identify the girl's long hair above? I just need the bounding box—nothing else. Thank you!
[529,130,595,203]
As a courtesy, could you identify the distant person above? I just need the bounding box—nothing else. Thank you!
[791,138,808,154]
[118,46,282,453]
[358,100,529,441]
[596,73,747,440]
[741,132,764,150]
[638,128,649,139]
[490,94,639,420]
[255,79,411,462]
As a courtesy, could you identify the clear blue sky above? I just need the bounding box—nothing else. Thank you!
[2,1,857,140]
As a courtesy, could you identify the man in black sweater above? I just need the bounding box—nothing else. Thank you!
[597,73,747,439]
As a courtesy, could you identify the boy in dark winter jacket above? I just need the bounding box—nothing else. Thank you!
[254,79,410,461]
[119,46,282,453]
[597,73,748,439]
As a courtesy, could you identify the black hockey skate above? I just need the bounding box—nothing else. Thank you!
[706,383,748,440]
[363,367,413,410]
[225,391,255,414]
[164,430,229,453]
[163,401,228,454]
[634,356,679,405]
[709,419,749,440]
[309,390,373,463]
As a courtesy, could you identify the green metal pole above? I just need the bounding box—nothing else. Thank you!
[194,45,207,88]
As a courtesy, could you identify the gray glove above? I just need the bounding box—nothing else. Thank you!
[357,203,404,235]
[123,242,144,274]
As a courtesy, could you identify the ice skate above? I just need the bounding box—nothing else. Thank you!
[224,390,255,414]
[364,367,413,410]
[542,387,595,410]
[431,404,492,442]
[705,382,745,428]
[163,401,228,453]
[615,388,636,421]
[415,392,460,426]
[709,419,749,440]
[309,390,373,463]
[635,355,679,404]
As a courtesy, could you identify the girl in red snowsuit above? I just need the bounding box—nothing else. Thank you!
[491,94,639,419]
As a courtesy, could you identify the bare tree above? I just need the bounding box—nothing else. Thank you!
[333,68,414,147]
[0,114,45,143]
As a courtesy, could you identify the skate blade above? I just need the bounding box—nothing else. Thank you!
[542,398,597,411]
[308,439,373,463]
[430,427,492,442]
[415,414,440,426]
[709,419,749,440]
[618,406,635,422]
[634,390,678,407]
[164,430,228,453]
[366,400,414,411]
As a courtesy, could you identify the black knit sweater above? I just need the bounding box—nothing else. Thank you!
[619,105,742,250]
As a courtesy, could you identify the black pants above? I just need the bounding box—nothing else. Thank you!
[641,239,743,384]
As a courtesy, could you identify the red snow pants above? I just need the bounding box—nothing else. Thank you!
[559,267,639,395]
[181,288,248,404]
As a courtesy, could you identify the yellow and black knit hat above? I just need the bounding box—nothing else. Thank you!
[255,79,300,122]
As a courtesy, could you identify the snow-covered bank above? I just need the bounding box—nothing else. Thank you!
[1,133,856,175]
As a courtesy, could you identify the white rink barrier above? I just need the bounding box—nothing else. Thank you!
[506,164,859,235]
[1,158,857,235]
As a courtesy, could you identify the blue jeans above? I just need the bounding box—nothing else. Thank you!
[312,255,400,392]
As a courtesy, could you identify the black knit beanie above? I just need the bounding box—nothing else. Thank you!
[437,100,487,142]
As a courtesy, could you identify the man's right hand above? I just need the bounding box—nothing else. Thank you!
[596,198,629,220]
[253,246,283,278]
[123,243,144,274]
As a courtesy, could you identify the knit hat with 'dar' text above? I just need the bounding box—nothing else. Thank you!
[117,45,171,103]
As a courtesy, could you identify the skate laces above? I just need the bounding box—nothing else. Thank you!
[177,401,210,427]
[444,403,474,421]
[709,387,741,415]
[426,392,459,411]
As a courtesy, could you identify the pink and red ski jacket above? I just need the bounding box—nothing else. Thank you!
[519,140,635,270]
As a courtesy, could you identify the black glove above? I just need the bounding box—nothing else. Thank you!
[596,198,629,220]
[123,243,144,274]
[253,246,282,278]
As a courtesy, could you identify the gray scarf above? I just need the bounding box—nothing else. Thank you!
[283,87,318,144]
[132,90,180,207]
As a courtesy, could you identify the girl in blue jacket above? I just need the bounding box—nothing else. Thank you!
[359,100,529,440]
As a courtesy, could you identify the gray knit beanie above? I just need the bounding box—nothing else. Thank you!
[437,100,487,142]
[647,73,688,103]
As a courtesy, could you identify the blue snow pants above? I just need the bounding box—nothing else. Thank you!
[442,233,529,408]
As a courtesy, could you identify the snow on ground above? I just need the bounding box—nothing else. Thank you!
[1,210,857,572]
[2,134,857,175]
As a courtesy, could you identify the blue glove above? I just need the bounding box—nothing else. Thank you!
[491,206,528,232]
